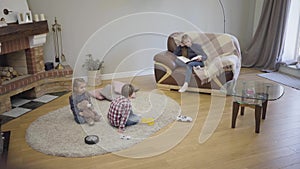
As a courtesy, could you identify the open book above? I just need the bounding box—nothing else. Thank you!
[177,55,201,63]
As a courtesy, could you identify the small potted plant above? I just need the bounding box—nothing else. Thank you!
[82,54,104,86]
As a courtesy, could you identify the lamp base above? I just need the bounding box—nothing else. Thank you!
[55,63,64,70]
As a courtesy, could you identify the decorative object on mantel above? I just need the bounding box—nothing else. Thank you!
[32,13,46,22]
[0,17,7,27]
[52,17,66,70]
[2,9,13,15]
[1,0,31,23]
[82,54,104,86]
[0,8,33,24]
[33,13,46,22]
[17,11,33,24]
[40,14,45,21]
[33,14,39,22]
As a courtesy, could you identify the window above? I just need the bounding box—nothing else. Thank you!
[282,0,300,62]
[297,23,300,61]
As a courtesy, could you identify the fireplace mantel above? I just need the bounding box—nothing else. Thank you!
[0,20,73,114]
[0,21,48,43]
[0,21,49,55]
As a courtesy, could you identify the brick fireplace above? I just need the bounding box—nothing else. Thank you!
[0,21,73,114]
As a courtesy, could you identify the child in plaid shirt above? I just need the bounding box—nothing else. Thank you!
[107,84,140,133]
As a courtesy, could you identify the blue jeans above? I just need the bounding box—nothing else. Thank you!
[125,110,140,126]
[175,58,204,83]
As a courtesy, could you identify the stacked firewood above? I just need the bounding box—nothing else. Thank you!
[0,66,19,82]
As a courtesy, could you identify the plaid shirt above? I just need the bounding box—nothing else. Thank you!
[107,95,132,130]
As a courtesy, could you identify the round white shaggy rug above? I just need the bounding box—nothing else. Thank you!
[26,91,180,157]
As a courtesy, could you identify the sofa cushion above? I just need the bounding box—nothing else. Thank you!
[112,81,126,94]
[167,36,177,52]
[100,83,139,101]
[99,84,120,101]
[154,51,177,71]
[88,88,105,100]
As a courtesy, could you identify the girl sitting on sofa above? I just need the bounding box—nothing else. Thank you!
[173,34,208,92]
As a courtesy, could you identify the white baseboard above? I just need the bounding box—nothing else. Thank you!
[101,69,154,80]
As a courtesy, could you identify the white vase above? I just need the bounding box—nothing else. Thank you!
[87,70,102,86]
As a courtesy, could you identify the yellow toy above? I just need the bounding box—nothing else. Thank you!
[141,117,155,126]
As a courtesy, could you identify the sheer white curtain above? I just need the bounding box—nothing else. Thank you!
[282,0,300,62]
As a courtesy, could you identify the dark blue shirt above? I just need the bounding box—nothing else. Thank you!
[173,43,208,61]
[69,92,91,124]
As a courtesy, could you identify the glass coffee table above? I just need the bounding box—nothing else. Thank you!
[221,80,285,133]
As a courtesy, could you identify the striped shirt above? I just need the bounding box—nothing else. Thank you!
[107,95,132,130]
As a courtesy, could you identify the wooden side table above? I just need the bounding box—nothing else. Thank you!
[222,80,284,133]
[231,99,267,133]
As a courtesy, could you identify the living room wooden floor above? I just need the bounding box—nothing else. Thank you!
[2,68,300,169]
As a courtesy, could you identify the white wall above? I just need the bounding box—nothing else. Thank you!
[26,0,256,78]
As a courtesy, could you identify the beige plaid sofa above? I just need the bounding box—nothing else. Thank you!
[153,32,241,93]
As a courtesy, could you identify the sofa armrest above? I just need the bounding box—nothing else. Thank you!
[154,51,177,71]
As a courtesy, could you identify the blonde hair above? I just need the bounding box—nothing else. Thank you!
[73,78,86,90]
[121,84,134,98]
[181,34,192,43]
